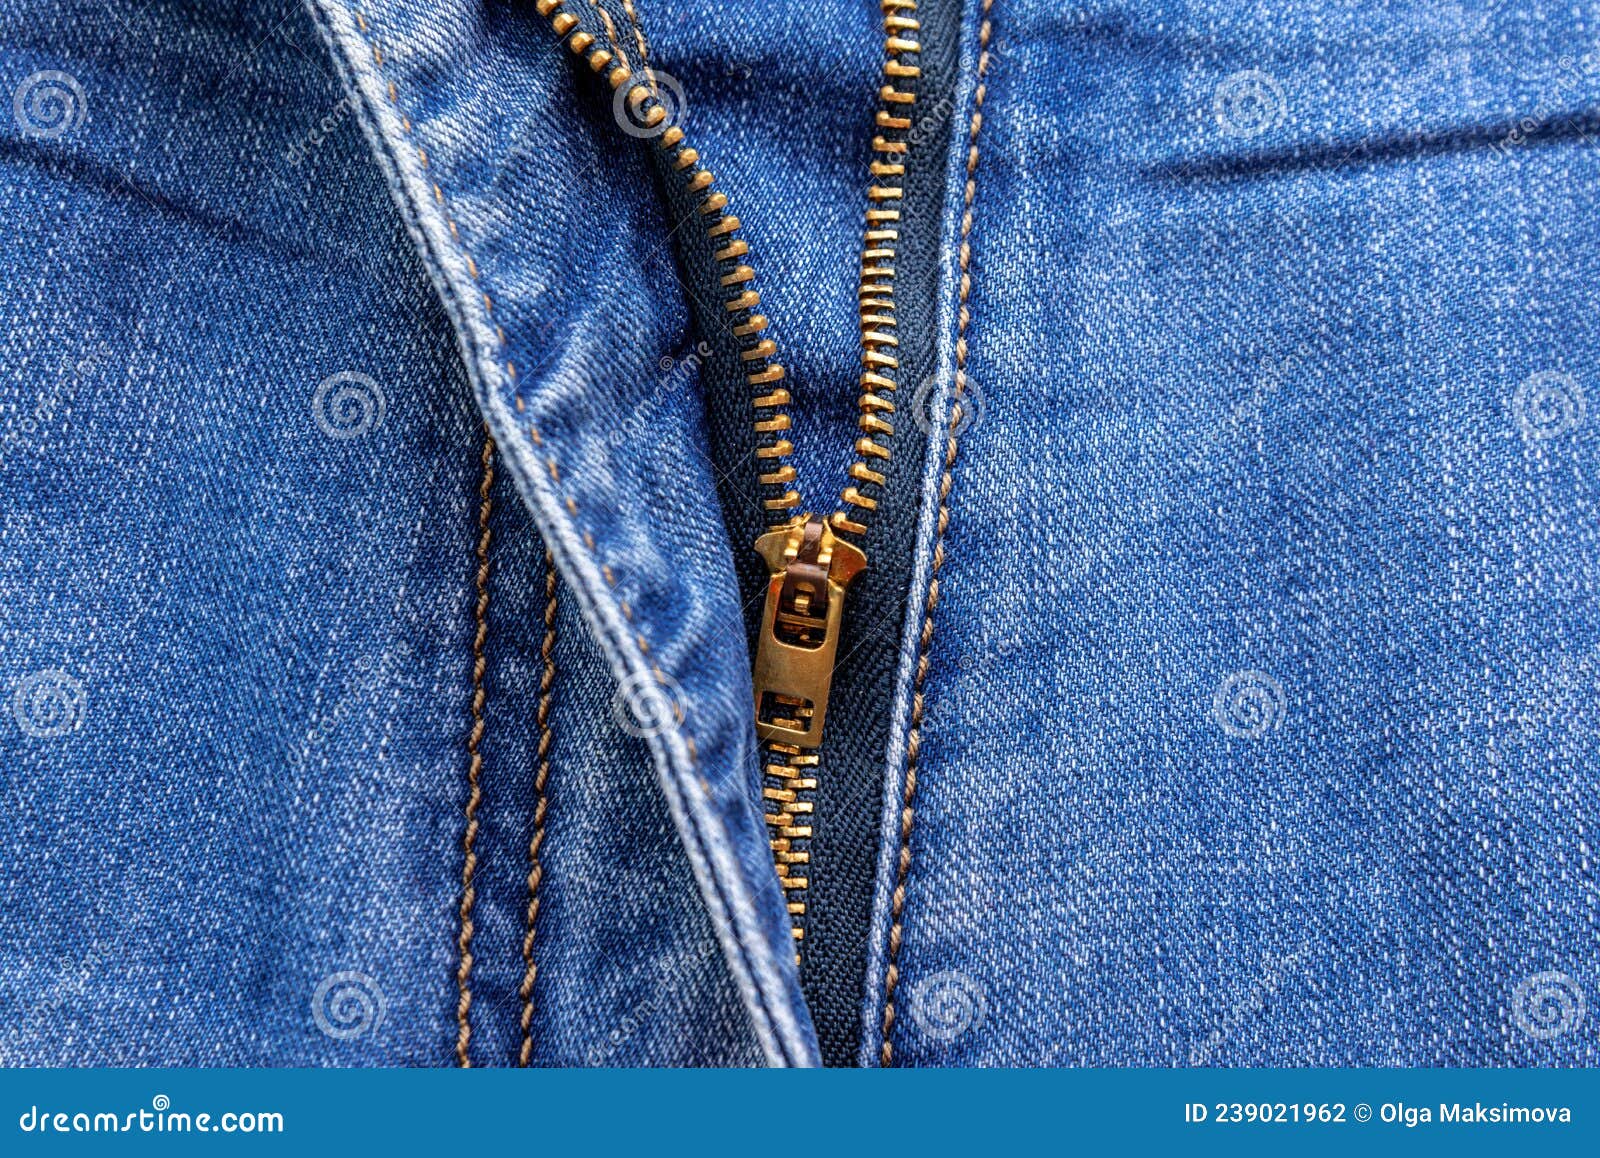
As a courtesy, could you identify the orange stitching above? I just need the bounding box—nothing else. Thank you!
[587,0,632,71]
[618,0,657,94]
[346,1,797,1062]
[457,427,495,1068]
[879,0,993,1068]
[519,548,558,1066]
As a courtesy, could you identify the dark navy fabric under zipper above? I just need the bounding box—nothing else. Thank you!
[618,0,967,1065]
[638,0,967,1066]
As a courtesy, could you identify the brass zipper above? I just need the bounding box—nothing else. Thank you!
[753,517,866,949]
[753,0,923,950]
[533,0,925,952]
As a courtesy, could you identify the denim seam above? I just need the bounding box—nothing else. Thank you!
[518,548,557,1066]
[875,0,995,1068]
[617,0,656,88]
[455,430,495,1067]
[314,1,809,1067]
[585,0,633,76]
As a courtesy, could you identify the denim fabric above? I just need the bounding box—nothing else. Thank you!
[868,0,1600,1066]
[303,0,815,1065]
[5,0,1598,1070]
[0,0,769,1067]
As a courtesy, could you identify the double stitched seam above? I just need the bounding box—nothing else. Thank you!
[879,0,994,1068]
[457,428,495,1068]
[344,4,798,1065]
[519,549,558,1067]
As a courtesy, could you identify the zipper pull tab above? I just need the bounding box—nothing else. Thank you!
[752,514,867,746]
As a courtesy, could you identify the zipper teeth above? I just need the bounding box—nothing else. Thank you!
[533,0,803,523]
[763,742,818,947]
[762,1,926,951]
[831,0,922,541]
[536,0,925,951]
[539,0,927,544]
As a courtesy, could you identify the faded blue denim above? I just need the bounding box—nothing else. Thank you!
[2,0,1596,1068]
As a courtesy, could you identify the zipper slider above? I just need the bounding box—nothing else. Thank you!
[752,515,867,746]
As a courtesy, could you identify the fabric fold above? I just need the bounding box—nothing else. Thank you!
[305,0,818,1066]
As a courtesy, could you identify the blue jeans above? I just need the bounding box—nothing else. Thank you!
[0,0,1594,1067]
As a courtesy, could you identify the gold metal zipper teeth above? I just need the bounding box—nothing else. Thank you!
[763,743,819,946]
[534,0,920,954]
[532,0,802,521]
[757,2,923,950]
[830,0,922,542]
[751,516,866,952]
